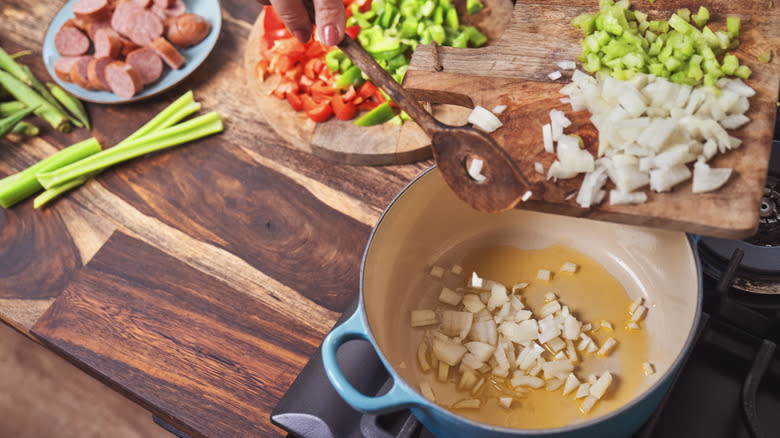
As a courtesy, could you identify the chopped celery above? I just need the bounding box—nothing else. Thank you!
[726,16,741,38]
[721,54,739,75]
[758,52,772,63]
[692,6,709,28]
[735,65,752,79]
[676,8,691,23]
[572,13,597,34]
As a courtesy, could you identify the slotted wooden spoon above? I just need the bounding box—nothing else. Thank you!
[300,2,533,212]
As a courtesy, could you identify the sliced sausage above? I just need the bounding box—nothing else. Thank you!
[105,61,143,97]
[69,55,95,89]
[151,0,185,20]
[127,10,164,46]
[72,0,111,21]
[54,22,91,56]
[93,28,123,58]
[118,36,139,56]
[166,13,210,48]
[111,1,144,37]
[125,47,163,85]
[87,56,115,90]
[54,56,81,82]
[85,19,111,40]
[150,36,185,69]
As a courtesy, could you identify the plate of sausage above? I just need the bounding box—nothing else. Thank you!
[42,0,221,104]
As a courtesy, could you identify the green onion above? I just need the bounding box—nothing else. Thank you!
[0,101,26,117]
[0,138,102,208]
[47,83,90,130]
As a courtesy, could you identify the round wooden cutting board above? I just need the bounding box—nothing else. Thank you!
[242,1,512,165]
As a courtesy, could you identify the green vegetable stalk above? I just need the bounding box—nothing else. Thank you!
[0,70,69,131]
[0,138,102,208]
[37,112,224,189]
[0,101,27,117]
[0,105,37,138]
[11,121,39,137]
[48,83,90,130]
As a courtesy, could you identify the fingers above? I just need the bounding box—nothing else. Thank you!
[269,0,313,43]
[255,0,270,5]
[313,0,346,46]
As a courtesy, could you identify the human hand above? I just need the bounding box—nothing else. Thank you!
[255,0,346,46]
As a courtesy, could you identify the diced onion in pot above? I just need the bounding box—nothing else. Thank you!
[411,309,438,327]
[420,382,436,401]
[560,262,578,273]
[537,269,552,281]
[498,397,513,408]
[453,398,482,409]
[642,362,656,376]
[439,287,462,306]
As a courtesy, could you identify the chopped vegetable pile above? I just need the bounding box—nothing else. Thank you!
[255,0,488,125]
[412,262,651,416]
[573,0,750,87]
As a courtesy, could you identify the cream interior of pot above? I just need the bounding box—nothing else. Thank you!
[362,168,698,429]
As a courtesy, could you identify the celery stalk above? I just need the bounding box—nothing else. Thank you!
[124,91,196,142]
[0,138,101,208]
[37,112,224,189]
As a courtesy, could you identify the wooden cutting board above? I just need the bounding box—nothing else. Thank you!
[243,0,513,165]
[403,0,779,239]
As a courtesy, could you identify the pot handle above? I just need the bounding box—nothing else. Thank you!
[322,311,424,413]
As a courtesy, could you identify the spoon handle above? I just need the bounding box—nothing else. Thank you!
[335,35,441,136]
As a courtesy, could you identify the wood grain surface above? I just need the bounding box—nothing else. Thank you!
[0,0,429,436]
[404,0,779,238]
[242,0,512,165]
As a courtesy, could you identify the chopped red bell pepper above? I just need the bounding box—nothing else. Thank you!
[332,94,358,120]
[271,78,300,98]
[345,26,361,40]
[358,81,378,100]
[341,85,357,102]
[286,93,303,111]
[307,101,333,122]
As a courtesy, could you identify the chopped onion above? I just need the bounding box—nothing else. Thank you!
[458,369,479,390]
[417,342,431,372]
[500,320,539,344]
[542,360,574,380]
[510,373,544,389]
[597,337,617,357]
[579,395,598,413]
[488,283,510,311]
[463,294,486,313]
[441,311,474,339]
[589,371,613,399]
[550,109,571,141]
[432,337,468,366]
[692,161,732,193]
[575,382,590,399]
[451,264,463,275]
[439,287,462,306]
[469,319,498,345]
[429,265,445,278]
[467,158,487,183]
[546,378,565,391]
[466,341,496,363]
[492,105,507,115]
[543,123,554,153]
[537,269,552,281]
[631,305,647,322]
[626,321,641,330]
[547,336,566,353]
[563,373,580,396]
[642,361,655,376]
[452,398,481,409]
[649,164,691,192]
[557,60,577,70]
[521,190,534,202]
[534,162,545,174]
[469,272,484,289]
[420,382,436,401]
[512,283,529,293]
[468,105,503,133]
[560,262,578,273]
[411,309,438,327]
[498,397,513,408]
[609,190,648,205]
[548,71,563,80]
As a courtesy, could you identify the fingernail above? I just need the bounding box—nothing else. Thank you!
[323,25,338,46]
[293,30,310,43]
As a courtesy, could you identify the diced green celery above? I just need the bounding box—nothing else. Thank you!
[671,71,696,85]
[689,54,703,65]
[584,53,602,72]
[604,39,632,60]
[648,38,663,56]
[622,52,645,69]
[677,8,691,23]
[721,54,739,75]
[703,59,723,78]
[701,26,719,48]
[664,56,682,72]
[692,6,709,28]
[644,29,656,43]
[668,14,693,34]
[648,63,668,77]
[726,16,741,38]
[658,44,673,62]
[572,13,597,34]
[700,45,716,60]
[452,31,468,47]
[687,63,703,80]
[714,30,730,50]
[758,52,772,63]
[601,11,625,36]
[466,0,483,14]
[734,64,751,79]
[648,20,669,33]
[605,57,623,70]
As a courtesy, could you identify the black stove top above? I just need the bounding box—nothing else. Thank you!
[270,109,780,438]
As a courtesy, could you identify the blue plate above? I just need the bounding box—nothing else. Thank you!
[42,0,222,104]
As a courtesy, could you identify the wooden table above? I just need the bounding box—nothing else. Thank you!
[0,1,429,436]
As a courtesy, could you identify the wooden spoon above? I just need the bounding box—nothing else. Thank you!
[299,3,533,212]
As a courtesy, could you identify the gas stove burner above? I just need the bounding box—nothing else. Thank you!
[699,237,780,295]
[747,176,780,247]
